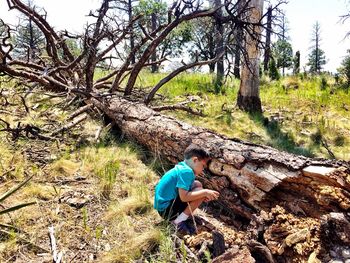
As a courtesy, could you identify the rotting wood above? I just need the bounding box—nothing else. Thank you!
[48,226,63,263]
[90,96,350,218]
[67,104,92,121]
[51,114,87,136]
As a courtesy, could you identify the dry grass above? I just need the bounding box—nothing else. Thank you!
[0,88,173,262]
[0,138,169,262]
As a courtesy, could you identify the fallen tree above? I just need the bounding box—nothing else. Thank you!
[90,96,350,219]
[1,1,350,262]
[89,95,350,262]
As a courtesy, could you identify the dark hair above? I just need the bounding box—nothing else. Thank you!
[184,144,210,160]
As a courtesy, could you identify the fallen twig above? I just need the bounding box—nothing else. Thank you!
[48,226,63,263]
[94,126,103,142]
[51,114,87,136]
[152,104,206,117]
[67,104,92,121]
[321,139,336,159]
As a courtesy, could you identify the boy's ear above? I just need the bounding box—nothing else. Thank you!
[192,156,199,162]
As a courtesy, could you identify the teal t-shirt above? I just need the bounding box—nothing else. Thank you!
[154,161,195,212]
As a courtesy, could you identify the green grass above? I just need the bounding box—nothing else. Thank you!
[135,71,350,160]
[1,70,349,261]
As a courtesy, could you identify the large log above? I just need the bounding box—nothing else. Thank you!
[90,96,350,219]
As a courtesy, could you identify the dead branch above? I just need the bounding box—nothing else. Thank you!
[151,104,205,116]
[48,226,63,263]
[67,104,93,121]
[0,120,55,141]
[144,51,224,104]
[51,114,87,136]
[19,95,30,114]
[321,139,336,159]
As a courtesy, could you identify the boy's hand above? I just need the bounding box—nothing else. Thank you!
[204,189,220,202]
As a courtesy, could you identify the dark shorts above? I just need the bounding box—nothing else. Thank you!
[158,196,187,221]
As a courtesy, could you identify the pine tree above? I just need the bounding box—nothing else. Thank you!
[293,51,300,75]
[307,21,326,73]
[268,57,280,80]
[273,39,293,76]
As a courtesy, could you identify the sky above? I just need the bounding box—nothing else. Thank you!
[284,0,350,72]
[1,0,350,73]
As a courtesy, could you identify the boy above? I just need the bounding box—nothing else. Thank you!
[154,144,220,234]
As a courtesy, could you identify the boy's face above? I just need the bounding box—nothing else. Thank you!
[192,157,210,175]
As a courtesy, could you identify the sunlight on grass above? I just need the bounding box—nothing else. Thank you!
[138,72,350,160]
[100,229,162,263]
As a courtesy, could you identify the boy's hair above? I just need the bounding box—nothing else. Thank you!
[184,144,210,160]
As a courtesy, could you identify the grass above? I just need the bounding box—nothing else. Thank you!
[0,87,176,262]
[0,70,349,261]
[133,71,350,160]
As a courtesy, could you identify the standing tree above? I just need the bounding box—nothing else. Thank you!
[188,17,216,73]
[293,50,300,75]
[231,0,245,79]
[273,38,293,76]
[213,0,225,93]
[307,21,326,73]
[12,2,45,60]
[268,57,280,80]
[237,0,264,113]
[338,49,350,86]
[263,5,273,73]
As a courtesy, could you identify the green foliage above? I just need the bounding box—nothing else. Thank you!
[187,17,216,71]
[320,76,328,90]
[133,0,192,62]
[273,39,293,74]
[96,160,120,199]
[307,21,326,73]
[12,2,46,60]
[135,0,167,17]
[308,48,326,73]
[268,57,280,80]
[161,21,193,58]
[293,51,300,74]
[338,49,350,87]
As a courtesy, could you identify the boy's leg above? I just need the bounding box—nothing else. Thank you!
[183,180,205,216]
[173,180,204,224]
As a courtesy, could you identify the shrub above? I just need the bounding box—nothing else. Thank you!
[320,76,328,90]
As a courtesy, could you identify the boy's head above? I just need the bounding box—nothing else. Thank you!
[184,144,211,175]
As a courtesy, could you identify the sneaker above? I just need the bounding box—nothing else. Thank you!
[176,221,196,235]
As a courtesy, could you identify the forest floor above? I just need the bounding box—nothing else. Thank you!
[0,73,349,262]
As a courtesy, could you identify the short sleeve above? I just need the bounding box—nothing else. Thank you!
[176,170,194,191]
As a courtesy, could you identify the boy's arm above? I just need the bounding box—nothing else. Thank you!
[178,188,219,202]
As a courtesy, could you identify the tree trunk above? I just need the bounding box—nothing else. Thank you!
[263,6,272,73]
[233,0,244,79]
[208,22,216,74]
[214,0,224,93]
[233,35,241,79]
[151,13,158,73]
[128,0,135,65]
[237,0,263,113]
[90,96,350,220]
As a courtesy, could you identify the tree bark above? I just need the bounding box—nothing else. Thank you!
[90,96,350,219]
[263,6,272,73]
[237,0,263,113]
[151,13,158,73]
[128,0,135,65]
[213,0,224,93]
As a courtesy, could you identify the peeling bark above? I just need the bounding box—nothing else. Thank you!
[90,96,350,219]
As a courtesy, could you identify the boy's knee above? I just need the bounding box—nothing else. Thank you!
[192,180,203,190]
